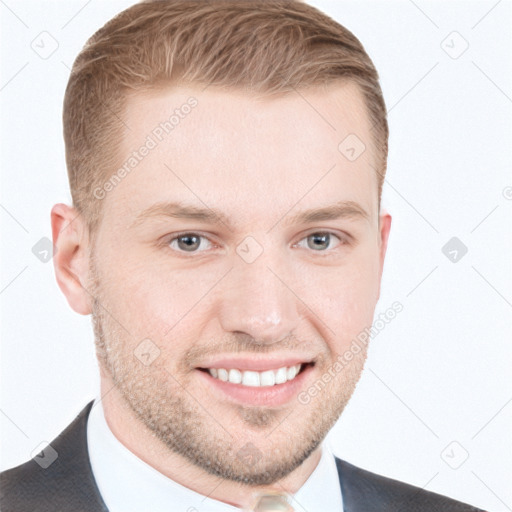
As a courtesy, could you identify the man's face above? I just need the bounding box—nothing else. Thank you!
[87,81,390,485]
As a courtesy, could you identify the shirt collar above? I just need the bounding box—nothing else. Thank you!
[87,397,344,511]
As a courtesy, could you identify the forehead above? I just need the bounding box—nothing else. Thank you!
[102,81,377,229]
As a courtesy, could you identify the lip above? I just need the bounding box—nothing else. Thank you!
[196,356,315,372]
[195,362,315,407]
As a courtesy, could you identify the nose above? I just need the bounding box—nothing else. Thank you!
[217,244,302,345]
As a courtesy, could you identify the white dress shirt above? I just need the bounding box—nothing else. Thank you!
[87,397,344,511]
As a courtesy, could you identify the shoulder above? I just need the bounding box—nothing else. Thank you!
[0,401,108,512]
[334,457,485,512]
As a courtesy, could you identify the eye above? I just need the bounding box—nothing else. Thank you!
[295,231,346,253]
[167,232,213,253]
[164,230,348,256]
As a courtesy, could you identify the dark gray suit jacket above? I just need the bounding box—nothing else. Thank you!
[1,401,485,511]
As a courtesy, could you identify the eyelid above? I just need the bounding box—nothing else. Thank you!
[163,229,351,256]
[293,230,348,253]
[300,228,349,242]
[165,231,217,253]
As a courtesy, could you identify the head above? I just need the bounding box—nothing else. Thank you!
[53,0,391,489]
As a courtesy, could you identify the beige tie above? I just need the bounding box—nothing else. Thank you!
[247,491,295,511]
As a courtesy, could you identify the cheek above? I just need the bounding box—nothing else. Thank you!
[96,254,188,341]
[102,255,227,353]
[307,250,381,346]
[97,233,381,345]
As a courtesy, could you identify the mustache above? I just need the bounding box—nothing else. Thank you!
[183,333,319,367]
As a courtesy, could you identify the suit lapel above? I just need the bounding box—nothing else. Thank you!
[42,400,109,511]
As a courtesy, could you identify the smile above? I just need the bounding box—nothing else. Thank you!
[205,363,305,387]
[195,361,316,407]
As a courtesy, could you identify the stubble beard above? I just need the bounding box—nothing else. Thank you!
[88,260,368,486]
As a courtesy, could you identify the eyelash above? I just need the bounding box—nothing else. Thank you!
[164,231,349,257]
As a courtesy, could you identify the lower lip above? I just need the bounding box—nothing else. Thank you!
[196,364,314,407]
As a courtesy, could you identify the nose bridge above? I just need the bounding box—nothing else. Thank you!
[218,240,300,344]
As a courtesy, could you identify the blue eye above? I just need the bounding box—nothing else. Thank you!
[168,233,213,253]
[295,232,344,252]
[166,231,346,255]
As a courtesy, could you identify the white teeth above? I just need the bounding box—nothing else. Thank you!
[228,369,242,384]
[287,365,298,380]
[207,363,303,387]
[259,370,275,386]
[242,371,260,387]
[275,367,288,384]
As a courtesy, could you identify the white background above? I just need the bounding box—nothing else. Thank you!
[1,1,511,510]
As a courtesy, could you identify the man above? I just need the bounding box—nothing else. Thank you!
[0,1,485,510]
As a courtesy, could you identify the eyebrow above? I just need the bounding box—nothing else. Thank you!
[130,199,370,230]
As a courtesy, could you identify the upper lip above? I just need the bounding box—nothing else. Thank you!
[197,356,315,372]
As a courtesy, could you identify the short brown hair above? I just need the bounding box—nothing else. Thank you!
[63,0,388,238]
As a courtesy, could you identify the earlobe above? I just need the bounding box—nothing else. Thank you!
[51,203,93,315]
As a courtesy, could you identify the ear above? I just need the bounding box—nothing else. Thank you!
[51,203,93,315]
[376,209,392,300]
